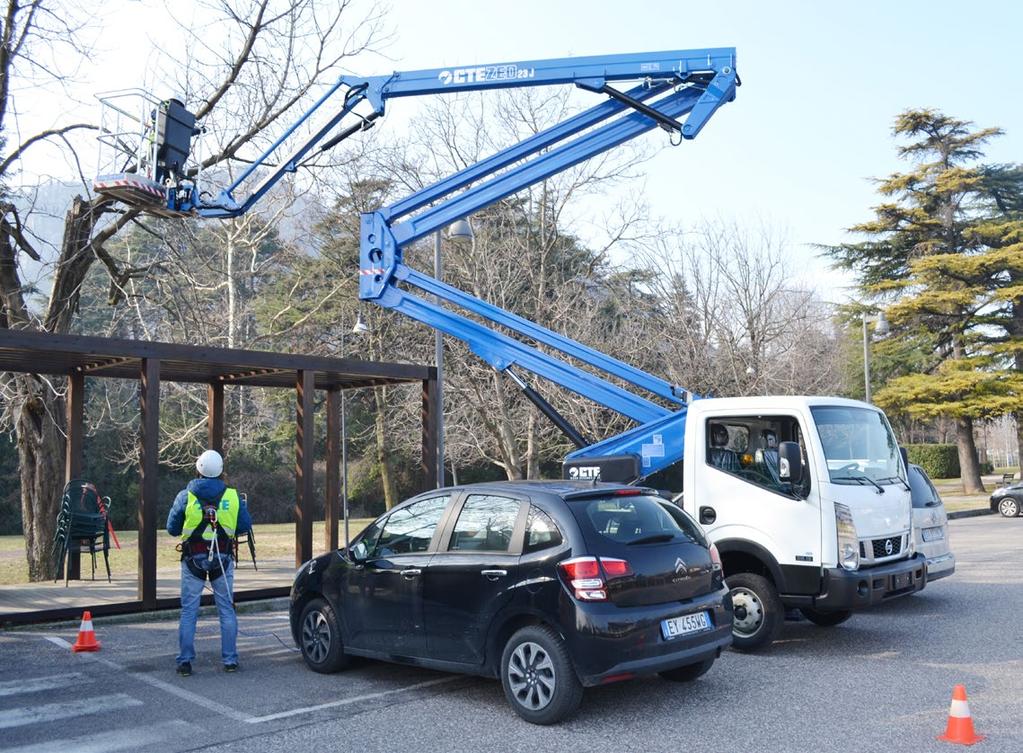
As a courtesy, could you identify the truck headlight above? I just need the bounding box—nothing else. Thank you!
[835,502,859,571]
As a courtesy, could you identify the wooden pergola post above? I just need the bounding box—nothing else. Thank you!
[65,369,85,580]
[421,376,439,492]
[325,387,341,552]
[295,370,315,566]
[139,358,160,608]
[207,382,225,454]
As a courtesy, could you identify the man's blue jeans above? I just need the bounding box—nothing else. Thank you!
[176,555,237,666]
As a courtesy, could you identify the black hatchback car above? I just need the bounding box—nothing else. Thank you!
[289,481,732,724]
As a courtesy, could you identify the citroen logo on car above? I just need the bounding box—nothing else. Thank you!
[884,538,894,556]
[674,557,687,575]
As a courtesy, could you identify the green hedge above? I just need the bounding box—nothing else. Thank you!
[905,444,960,479]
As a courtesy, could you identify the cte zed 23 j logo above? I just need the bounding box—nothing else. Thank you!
[437,64,536,86]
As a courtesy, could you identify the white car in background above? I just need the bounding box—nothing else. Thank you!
[908,464,955,582]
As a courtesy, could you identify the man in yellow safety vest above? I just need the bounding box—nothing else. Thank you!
[166,449,252,676]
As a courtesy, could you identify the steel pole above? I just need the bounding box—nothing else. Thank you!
[434,230,445,488]
[341,332,350,549]
[862,316,871,403]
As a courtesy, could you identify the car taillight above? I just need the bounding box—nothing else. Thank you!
[558,556,632,601]
[708,543,722,572]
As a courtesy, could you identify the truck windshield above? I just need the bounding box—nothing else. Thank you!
[810,406,904,485]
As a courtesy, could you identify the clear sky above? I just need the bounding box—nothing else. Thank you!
[15,0,1022,296]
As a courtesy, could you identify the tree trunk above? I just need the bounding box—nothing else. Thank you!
[956,416,985,494]
[492,373,523,479]
[372,385,398,510]
[525,412,540,479]
[13,374,67,581]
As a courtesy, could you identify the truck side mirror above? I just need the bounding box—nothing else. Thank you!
[899,446,909,470]
[778,441,804,486]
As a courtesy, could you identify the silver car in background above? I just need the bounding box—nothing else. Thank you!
[908,464,955,582]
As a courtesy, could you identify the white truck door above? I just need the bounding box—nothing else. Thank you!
[689,411,822,576]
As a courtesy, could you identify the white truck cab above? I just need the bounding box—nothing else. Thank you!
[678,396,926,650]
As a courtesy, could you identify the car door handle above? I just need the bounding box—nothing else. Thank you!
[400,568,422,579]
[481,569,507,580]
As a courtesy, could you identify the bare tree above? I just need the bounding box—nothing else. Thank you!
[0,0,388,579]
[639,220,845,399]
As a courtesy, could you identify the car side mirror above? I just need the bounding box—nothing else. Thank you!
[899,446,909,471]
[349,541,368,562]
[778,441,804,486]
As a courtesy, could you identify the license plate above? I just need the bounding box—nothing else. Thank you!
[892,572,911,591]
[661,611,712,640]
[922,526,944,542]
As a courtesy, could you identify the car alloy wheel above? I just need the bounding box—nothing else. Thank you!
[999,497,1021,517]
[507,641,556,711]
[302,609,332,664]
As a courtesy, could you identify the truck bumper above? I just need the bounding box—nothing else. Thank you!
[812,553,927,611]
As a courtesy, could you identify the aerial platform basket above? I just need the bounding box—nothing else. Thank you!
[94,89,201,217]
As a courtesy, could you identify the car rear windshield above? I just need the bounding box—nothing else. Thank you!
[569,494,701,546]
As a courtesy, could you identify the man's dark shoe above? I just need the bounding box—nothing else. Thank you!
[176,662,192,677]
[224,663,238,673]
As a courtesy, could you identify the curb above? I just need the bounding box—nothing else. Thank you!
[6,597,290,632]
[947,508,994,520]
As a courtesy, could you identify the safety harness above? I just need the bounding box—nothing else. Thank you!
[178,492,237,582]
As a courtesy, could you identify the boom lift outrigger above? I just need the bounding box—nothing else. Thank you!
[95,48,739,483]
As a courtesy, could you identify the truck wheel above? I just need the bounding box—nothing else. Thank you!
[658,658,715,682]
[501,625,583,725]
[299,598,350,674]
[998,497,1021,517]
[798,608,853,627]
[727,573,782,652]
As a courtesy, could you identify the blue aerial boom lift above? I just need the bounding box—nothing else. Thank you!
[94,48,739,482]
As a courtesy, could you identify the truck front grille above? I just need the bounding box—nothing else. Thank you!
[871,536,902,558]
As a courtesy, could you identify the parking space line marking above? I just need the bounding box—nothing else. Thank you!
[0,672,85,697]
[43,636,72,649]
[126,671,253,722]
[4,720,190,753]
[245,676,459,724]
[38,637,253,723]
[0,693,142,729]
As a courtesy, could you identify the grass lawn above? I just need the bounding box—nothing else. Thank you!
[0,519,373,587]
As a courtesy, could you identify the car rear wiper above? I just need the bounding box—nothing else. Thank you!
[626,533,677,546]
[832,475,885,494]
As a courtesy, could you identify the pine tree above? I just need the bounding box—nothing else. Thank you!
[826,109,1021,492]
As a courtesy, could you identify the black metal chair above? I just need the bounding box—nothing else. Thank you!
[52,480,114,586]
[234,491,257,569]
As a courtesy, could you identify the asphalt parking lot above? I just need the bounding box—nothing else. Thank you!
[1,514,1020,753]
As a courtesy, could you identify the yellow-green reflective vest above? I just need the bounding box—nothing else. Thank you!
[182,488,240,541]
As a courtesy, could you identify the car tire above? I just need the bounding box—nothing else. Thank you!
[299,598,349,674]
[998,497,1021,518]
[500,625,583,725]
[727,572,783,652]
[658,658,715,682]
[798,608,853,627]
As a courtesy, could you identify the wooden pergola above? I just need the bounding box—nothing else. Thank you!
[0,330,438,622]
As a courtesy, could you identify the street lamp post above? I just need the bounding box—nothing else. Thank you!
[342,313,370,549]
[433,218,473,488]
[861,311,889,403]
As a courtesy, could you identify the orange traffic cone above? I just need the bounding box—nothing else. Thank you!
[937,684,984,745]
[71,610,101,653]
